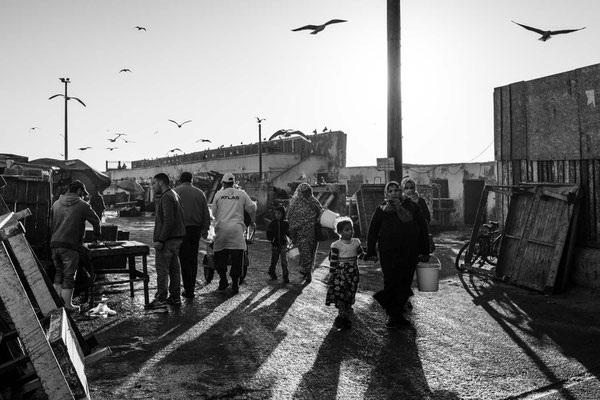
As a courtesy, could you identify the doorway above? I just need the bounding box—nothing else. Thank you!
[464,179,485,224]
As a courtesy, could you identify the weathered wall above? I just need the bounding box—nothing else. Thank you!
[495,62,600,289]
[572,246,600,290]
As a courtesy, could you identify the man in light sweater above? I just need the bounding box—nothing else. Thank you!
[212,173,256,294]
[50,180,101,312]
[174,171,211,298]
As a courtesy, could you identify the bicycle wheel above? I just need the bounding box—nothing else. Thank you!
[455,241,485,271]
[455,242,471,271]
[484,235,501,266]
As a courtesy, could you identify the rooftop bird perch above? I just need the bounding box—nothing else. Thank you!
[511,21,585,41]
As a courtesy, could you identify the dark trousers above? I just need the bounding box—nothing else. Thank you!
[269,245,289,278]
[214,249,245,287]
[379,251,418,317]
[178,225,202,294]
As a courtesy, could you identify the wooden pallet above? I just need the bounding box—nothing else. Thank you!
[0,212,93,399]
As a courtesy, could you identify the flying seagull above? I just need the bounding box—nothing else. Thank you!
[107,137,119,142]
[106,147,118,151]
[120,138,135,143]
[78,147,92,151]
[48,94,86,107]
[168,119,192,128]
[196,138,211,143]
[29,127,40,132]
[120,69,132,73]
[511,21,585,41]
[135,26,146,31]
[256,117,266,123]
[269,129,311,142]
[292,19,347,34]
[166,148,182,155]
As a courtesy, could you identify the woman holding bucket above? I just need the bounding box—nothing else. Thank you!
[365,181,430,329]
[287,183,324,283]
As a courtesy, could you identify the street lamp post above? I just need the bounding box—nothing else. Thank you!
[256,117,266,181]
[258,122,262,181]
[50,78,86,161]
[61,78,70,160]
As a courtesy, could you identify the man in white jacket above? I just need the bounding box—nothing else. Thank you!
[212,173,256,294]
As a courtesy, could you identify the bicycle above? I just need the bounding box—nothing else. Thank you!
[455,221,502,271]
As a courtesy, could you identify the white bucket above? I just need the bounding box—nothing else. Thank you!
[416,255,441,292]
[287,246,300,259]
[319,209,340,230]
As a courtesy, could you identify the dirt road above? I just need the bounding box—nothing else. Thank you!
[79,216,600,400]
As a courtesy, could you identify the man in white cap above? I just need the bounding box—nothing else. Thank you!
[211,173,256,294]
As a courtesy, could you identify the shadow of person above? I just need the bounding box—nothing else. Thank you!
[294,301,460,400]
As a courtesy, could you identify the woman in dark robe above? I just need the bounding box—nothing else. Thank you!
[365,181,430,329]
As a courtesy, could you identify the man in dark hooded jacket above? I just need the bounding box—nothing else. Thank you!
[50,180,101,312]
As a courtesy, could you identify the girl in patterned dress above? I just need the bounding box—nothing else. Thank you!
[326,217,364,330]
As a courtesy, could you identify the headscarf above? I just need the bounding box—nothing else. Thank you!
[383,181,413,223]
[401,176,420,202]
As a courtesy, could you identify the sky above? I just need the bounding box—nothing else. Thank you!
[0,0,596,172]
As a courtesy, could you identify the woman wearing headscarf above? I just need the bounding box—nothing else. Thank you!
[401,177,431,224]
[287,183,324,283]
[365,181,430,329]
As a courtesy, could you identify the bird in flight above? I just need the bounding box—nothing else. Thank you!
[120,69,132,73]
[29,127,40,132]
[106,147,118,151]
[256,117,266,123]
[166,148,182,155]
[121,138,135,143]
[108,133,126,142]
[168,119,192,128]
[269,129,311,142]
[511,21,585,41]
[49,94,86,107]
[78,147,92,151]
[196,138,211,143]
[135,26,146,31]
[292,19,347,34]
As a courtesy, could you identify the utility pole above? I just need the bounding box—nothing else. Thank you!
[387,0,402,182]
[61,78,70,160]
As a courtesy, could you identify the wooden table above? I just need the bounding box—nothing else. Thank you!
[83,240,150,308]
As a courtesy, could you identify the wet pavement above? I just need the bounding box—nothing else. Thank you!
[77,217,600,399]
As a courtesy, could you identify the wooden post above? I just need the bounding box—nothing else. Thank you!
[387,0,402,182]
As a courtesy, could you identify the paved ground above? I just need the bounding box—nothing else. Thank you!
[77,216,600,399]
